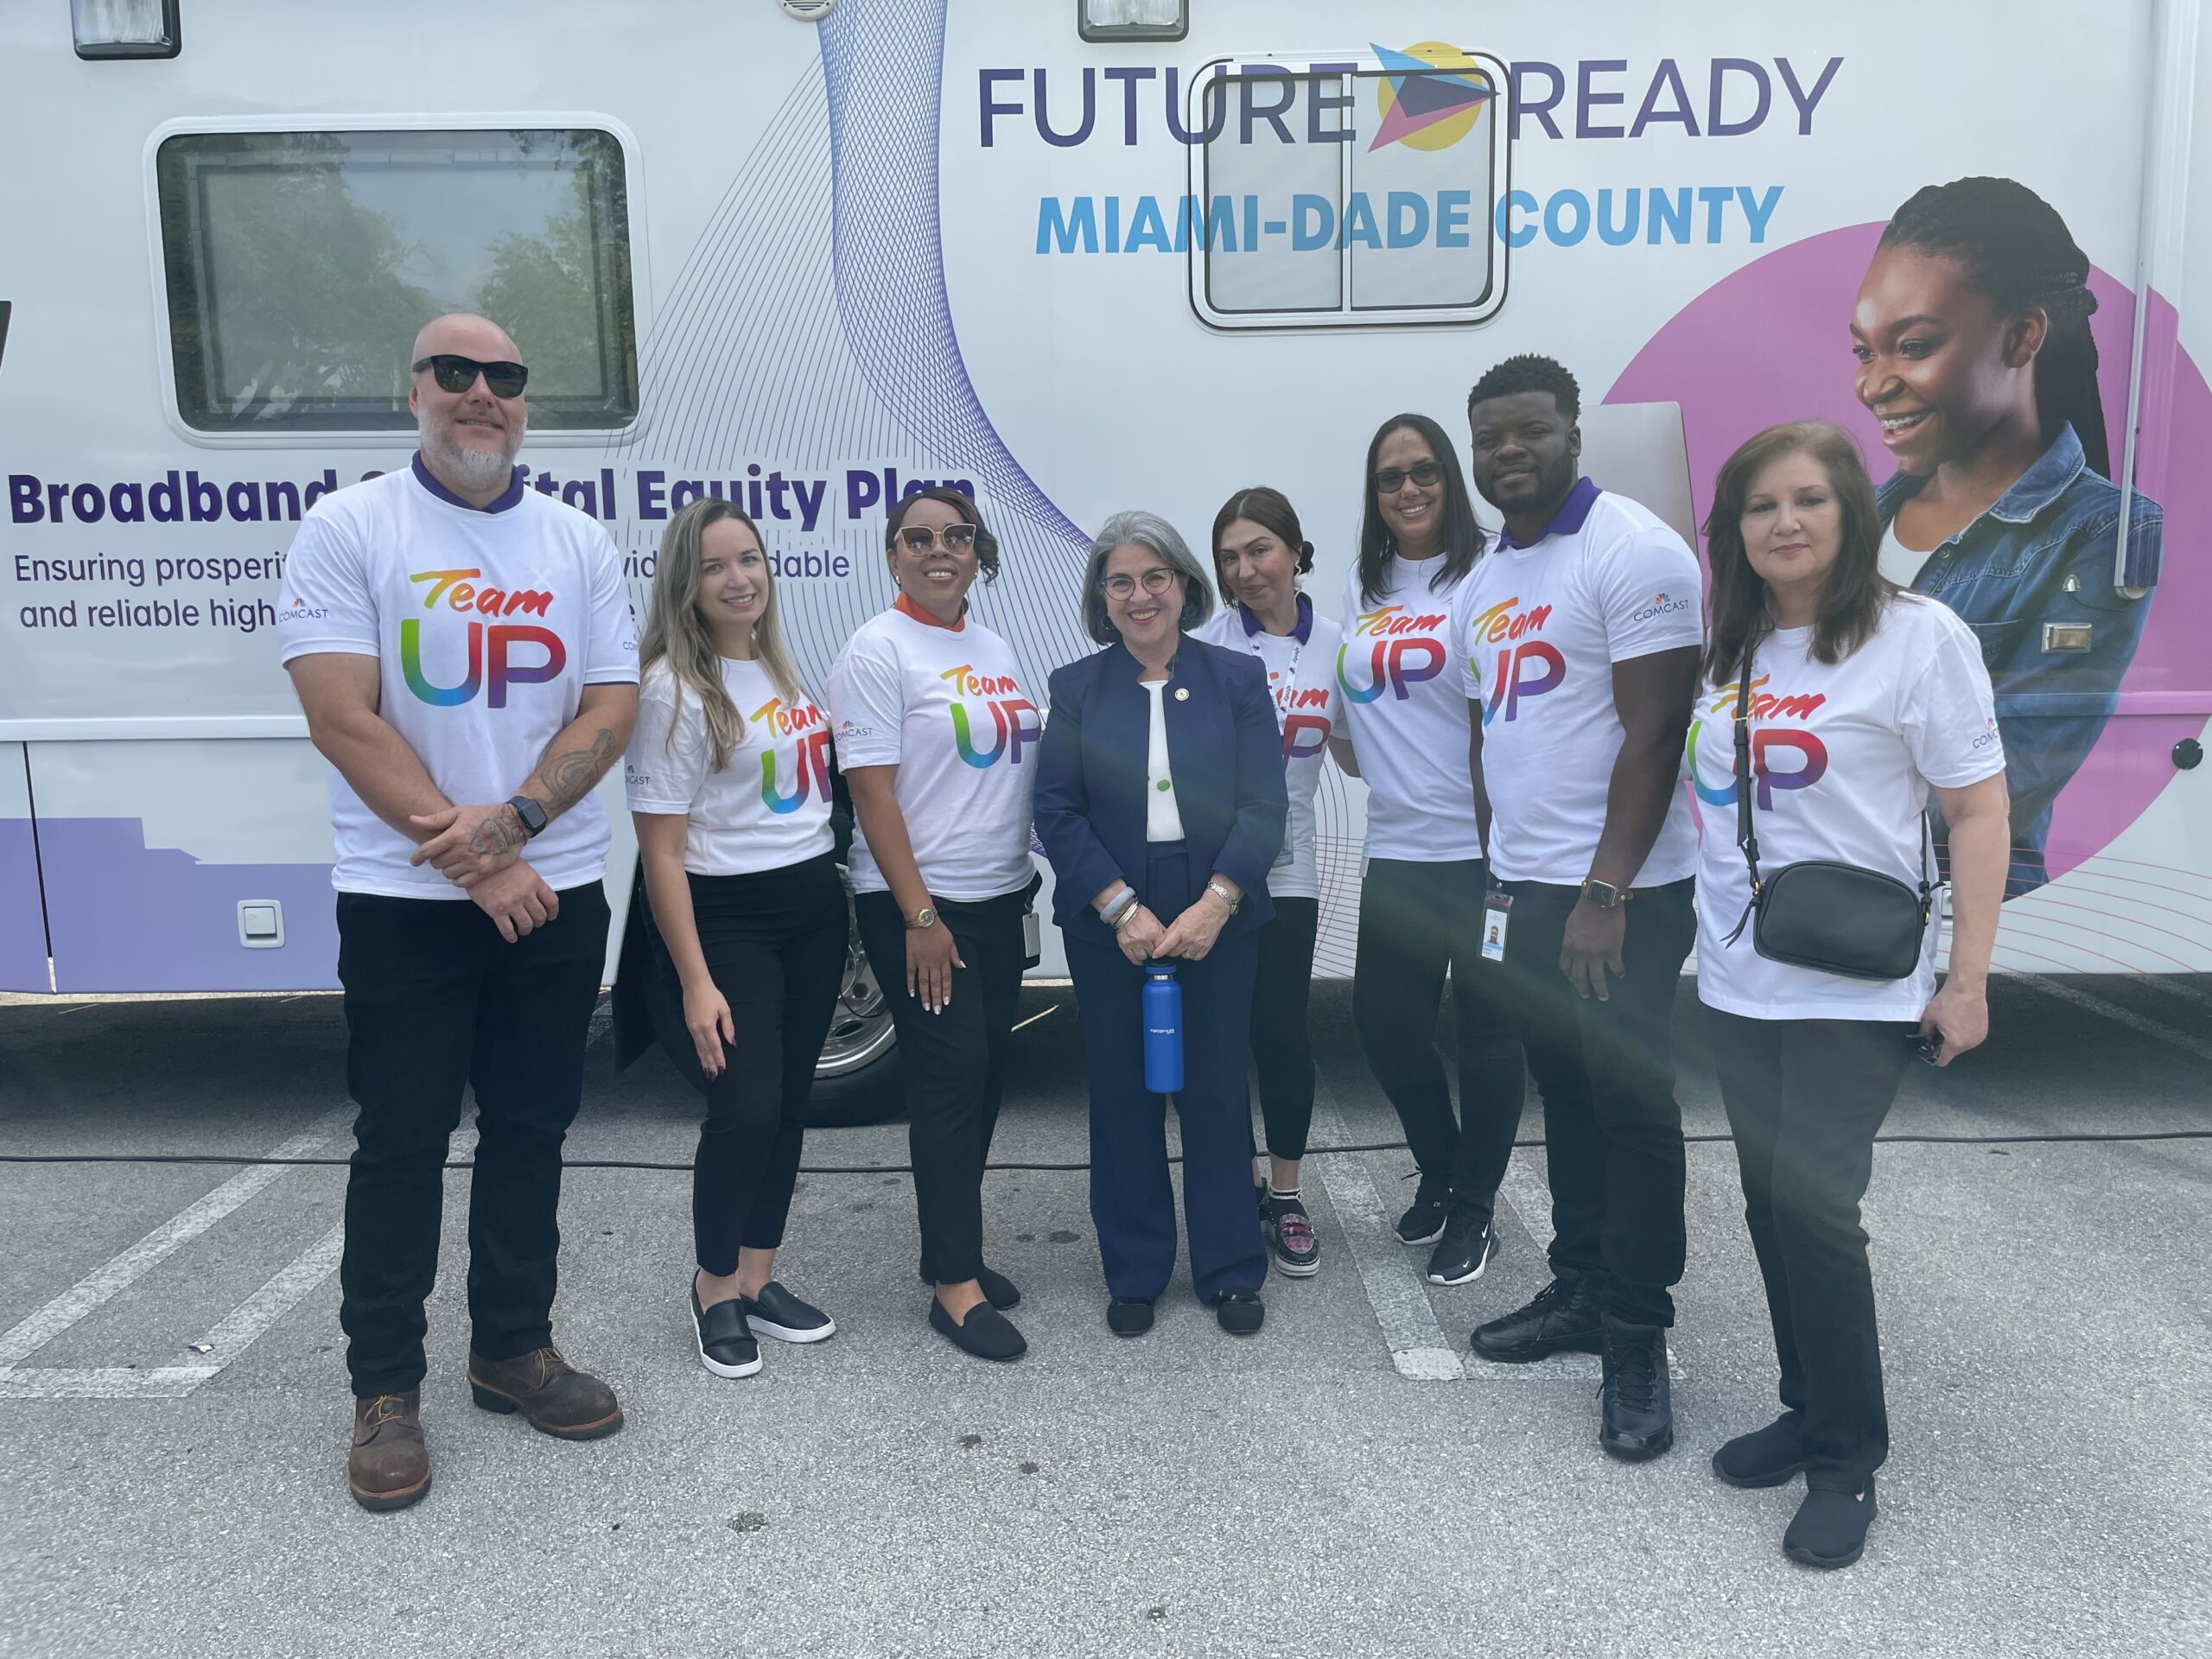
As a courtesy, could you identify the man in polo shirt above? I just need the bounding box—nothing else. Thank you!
[1450,354,1703,1461]
[279,312,639,1512]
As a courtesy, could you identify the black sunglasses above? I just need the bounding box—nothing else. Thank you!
[1373,461,1445,494]
[412,353,530,398]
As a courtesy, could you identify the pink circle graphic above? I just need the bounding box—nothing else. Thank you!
[1607,221,2210,883]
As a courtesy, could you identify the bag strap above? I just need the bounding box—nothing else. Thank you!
[1723,647,1761,947]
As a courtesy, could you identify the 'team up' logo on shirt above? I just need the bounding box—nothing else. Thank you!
[1688,676,1831,809]
[751,697,834,815]
[938,664,1040,768]
[1338,605,1449,702]
[1465,596,1563,726]
[401,567,562,708]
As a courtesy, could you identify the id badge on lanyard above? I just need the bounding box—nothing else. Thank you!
[1480,890,1512,963]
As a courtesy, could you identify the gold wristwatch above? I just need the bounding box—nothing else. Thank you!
[905,906,939,931]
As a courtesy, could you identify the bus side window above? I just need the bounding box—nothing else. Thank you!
[153,127,639,435]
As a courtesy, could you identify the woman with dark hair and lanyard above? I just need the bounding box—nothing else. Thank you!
[1333,414,1524,1282]
[1851,175,2160,895]
[626,498,843,1378]
[1689,420,2008,1568]
[1192,486,1343,1278]
[1035,511,1287,1337]
[824,488,1041,1362]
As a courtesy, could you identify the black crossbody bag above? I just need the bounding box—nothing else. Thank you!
[1723,647,1934,982]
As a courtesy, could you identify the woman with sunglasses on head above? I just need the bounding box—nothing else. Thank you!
[1690,421,2008,1568]
[1851,175,2160,897]
[1034,512,1286,1338]
[1334,414,1524,1281]
[825,489,1041,1362]
[1192,487,1342,1279]
[626,498,843,1380]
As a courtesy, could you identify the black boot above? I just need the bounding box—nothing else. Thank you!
[1469,1273,1603,1363]
[1599,1314,1673,1461]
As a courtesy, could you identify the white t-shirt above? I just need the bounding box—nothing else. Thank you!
[1195,597,1344,899]
[824,604,1039,902]
[1690,594,2005,1020]
[1336,556,1480,861]
[1878,522,1937,588]
[1453,483,1704,886]
[1141,681,1186,842]
[277,460,638,899]
[625,658,835,875]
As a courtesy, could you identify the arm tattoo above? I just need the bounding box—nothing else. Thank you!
[468,807,529,857]
[537,727,621,815]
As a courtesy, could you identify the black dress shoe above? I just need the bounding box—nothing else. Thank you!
[1211,1289,1265,1336]
[1426,1210,1497,1287]
[1784,1480,1877,1568]
[1599,1314,1673,1461]
[741,1281,836,1344]
[1713,1413,1810,1488]
[690,1284,761,1379]
[1469,1274,1603,1363]
[1106,1297,1154,1337]
[928,1299,1027,1362]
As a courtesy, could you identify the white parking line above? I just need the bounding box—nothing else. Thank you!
[0,1107,353,1371]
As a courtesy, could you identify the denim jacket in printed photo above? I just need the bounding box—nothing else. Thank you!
[1876,423,2162,896]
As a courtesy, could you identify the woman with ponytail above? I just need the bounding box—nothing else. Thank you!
[1850,175,2162,895]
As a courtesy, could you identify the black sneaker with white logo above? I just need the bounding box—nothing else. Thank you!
[1425,1211,1497,1286]
[1394,1173,1452,1245]
[690,1281,761,1379]
[741,1281,836,1344]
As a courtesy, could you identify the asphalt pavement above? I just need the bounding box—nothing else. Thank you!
[1,974,2208,1658]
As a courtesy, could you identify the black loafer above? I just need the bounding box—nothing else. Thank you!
[928,1299,1027,1362]
[1106,1297,1155,1337]
[976,1265,1022,1310]
[1713,1414,1811,1488]
[742,1281,836,1344]
[1211,1289,1265,1336]
[1784,1481,1877,1569]
[690,1283,761,1379]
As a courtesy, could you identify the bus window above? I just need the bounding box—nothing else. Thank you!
[153,127,639,434]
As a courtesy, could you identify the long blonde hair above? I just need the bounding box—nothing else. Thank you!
[637,498,808,772]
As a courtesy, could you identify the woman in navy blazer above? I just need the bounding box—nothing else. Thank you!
[1034,511,1287,1338]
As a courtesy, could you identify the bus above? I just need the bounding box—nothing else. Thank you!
[4,0,2207,1121]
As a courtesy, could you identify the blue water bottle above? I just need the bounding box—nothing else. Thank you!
[1142,962,1184,1095]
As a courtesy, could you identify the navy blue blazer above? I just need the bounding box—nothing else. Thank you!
[1033,636,1287,950]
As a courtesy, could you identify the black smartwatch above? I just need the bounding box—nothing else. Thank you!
[1580,877,1630,910]
[505,795,549,840]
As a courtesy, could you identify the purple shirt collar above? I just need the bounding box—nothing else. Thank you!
[1240,589,1314,645]
[1494,475,1601,551]
[411,452,526,514]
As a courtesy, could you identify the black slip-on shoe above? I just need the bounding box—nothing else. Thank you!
[1713,1413,1811,1489]
[1470,1274,1604,1363]
[1425,1212,1497,1287]
[1106,1297,1155,1337]
[1598,1315,1674,1462]
[976,1265,1022,1311]
[1393,1173,1452,1245]
[742,1281,836,1344]
[1211,1289,1265,1336]
[928,1299,1027,1362]
[691,1283,762,1379]
[1784,1480,1877,1569]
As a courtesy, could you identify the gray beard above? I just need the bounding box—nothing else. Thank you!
[421,429,518,491]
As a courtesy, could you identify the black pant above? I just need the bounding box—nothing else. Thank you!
[1492,878,1695,1327]
[1068,845,1268,1302]
[1707,1009,1912,1490]
[1249,895,1319,1164]
[1351,857,1524,1201]
[640,855,846,1275]
[855,887,1025,1286]
[334,882,609,1398]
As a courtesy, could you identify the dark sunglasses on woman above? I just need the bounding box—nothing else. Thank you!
[412,353,531,398]
[1373,461,1444,493]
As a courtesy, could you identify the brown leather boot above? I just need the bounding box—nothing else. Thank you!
[348,1389,430,1512]
[466,1346,624,1440]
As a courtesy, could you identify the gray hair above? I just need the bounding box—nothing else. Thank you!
[1080,511,1216,645]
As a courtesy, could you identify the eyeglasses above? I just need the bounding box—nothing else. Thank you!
[896,524,980,554]
[1373,461,1444,494]
[1098,567,1180,601]
[412,354,530,398]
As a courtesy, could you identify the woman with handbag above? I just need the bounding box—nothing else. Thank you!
[1689,421,2010,1569]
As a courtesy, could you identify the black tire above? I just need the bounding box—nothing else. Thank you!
[807,871,906,1128]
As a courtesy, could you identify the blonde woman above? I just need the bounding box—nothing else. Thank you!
[626,498,843,1379]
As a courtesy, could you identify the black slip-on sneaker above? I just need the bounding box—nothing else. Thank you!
[1784,1481,1877,1569]
[690,1284,761,1380]
[1712,1414,1811,1489]
[1106,1297,1155,1337]
[928,1299,1027,1362]
[1394,1173,1452,1245]
[742,1281,836,1344]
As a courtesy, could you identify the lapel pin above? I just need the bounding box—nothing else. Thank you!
[1174,687,1189,702]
